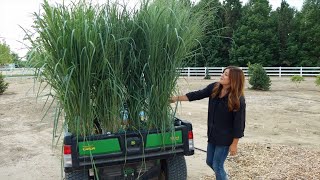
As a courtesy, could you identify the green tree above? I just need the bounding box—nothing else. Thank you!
[191,0,224,67]
[297,0,320,66]
[10,52,26,67]
[0,41,13,65]
[274,0,296,66]
[285,9,302,66]
[220,0,242,66]
[11,52,19,64]
[0,73,9,95]
[248,63,271,90]
[230,0,278,66]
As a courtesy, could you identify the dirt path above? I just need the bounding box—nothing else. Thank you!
[0,77,61,180]
[0,76,319,179]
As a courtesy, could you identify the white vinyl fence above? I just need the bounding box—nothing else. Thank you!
[1,67,320,77]
[179,67,320,77]
[0,67,36,77]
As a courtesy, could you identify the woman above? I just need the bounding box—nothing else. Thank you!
[171,66,246,180]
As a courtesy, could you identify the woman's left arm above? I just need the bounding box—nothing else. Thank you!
[230,97,246,156]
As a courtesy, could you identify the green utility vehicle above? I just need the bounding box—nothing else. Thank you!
[63,118,194,180]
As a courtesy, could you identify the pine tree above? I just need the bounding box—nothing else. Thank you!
[248,63,271,90]
[220,0,242,66]
[230,0,277,66]
[276,0,296,66]
[191,0,224,67]
[0,73,9,95]
[297,0,320,66]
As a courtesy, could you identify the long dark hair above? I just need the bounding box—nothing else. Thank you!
[211,66,245,111]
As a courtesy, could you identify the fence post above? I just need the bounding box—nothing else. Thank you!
[279,67,281,77]
[188,67,190,77]
[300,67,303,77]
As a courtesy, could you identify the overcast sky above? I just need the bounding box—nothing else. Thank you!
[0,0,304,58]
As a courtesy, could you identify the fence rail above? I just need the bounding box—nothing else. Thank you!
[1,67,320,77]
[0,68,36,77]
[179,67,320,77]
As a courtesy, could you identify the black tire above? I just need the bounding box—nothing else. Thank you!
[65,170,89,180]
[161,156,187,180]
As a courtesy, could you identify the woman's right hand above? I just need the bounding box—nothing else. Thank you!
[170,96,178,103]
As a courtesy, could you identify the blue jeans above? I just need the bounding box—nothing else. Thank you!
[206,143,229,180]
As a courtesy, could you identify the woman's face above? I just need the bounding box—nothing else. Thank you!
[219,68,230,86]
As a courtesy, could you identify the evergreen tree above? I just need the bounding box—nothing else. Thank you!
[191,0,224,67]
[276,1,295,66]
[248,63,271,90]
[220,0,242,66]
[286,10,302,66]
[297,0,320,66]
[230,0,278,66]
[187,0,320,67]
[10,52,25,67]
[0,73,9,95]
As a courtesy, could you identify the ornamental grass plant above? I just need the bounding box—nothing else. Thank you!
[28,0,202,137]
[127,0,202,132]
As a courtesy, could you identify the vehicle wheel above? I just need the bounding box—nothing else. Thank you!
[160,156,187,180]
[65,170,89,180]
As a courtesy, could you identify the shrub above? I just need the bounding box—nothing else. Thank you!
[0,73,9,95]
[291,75,304,88]
[248,63,271,91]
[315,75,320,86]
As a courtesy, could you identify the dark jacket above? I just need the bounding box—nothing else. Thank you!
[186,82,246,146]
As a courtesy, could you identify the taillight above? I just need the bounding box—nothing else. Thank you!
[188,131,194,150]
[64,145,72,154]
[188,131,193,139]
[64,145,72,167]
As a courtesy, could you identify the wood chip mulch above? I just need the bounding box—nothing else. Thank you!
[202,143,320,179]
